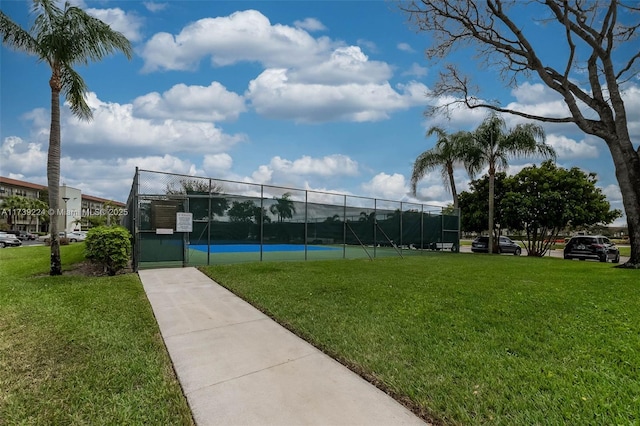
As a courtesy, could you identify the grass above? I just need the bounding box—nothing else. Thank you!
[201,254,640,425]
[0,244,193,425]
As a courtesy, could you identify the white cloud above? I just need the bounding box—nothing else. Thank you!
[1,136,47,175]
[511,82,563,104]
[47,92,247,156]
[417,184,447,203]
[361,172,408,200]
[247,69,428,123]
[139,9,430,124]
[289,46,392,85]
[132,82,246,122]
[403,63,428,78]
[601,184,622,203]
[546,134,599,159]
[141,10,333,72]
[87,7,143,43]
[0,133,202,201]
[203,153,233,176]
[293,17,326,32]
[143,2,167,12]
[269,154,359,177]
[397,42,414,53]
[250,165,273,184]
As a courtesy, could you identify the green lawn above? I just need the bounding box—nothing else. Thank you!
[0,244,193,425]
[201,254,640,425]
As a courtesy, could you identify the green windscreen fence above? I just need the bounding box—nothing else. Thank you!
[124,169,461,270]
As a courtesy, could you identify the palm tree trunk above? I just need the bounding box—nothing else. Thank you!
[488,164,495,255]
[48,69,62,276]
[447,163,458,209]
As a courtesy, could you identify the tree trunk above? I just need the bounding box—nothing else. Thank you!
[606,135,640,268]
[447,163,458,209]
[48,70,62,276]
[487,164,495,254]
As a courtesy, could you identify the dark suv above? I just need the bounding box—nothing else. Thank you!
[563,235,620,263]
[471,236,522,255]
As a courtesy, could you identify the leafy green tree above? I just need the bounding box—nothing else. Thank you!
[1,0,132,275]
[28,198,49,231]
[324,214,341,223]
[411,127,470,209]
[0,195,27,228]
[458,173,509,235]
[501,161,621,256]
[464,113,555,253]
[229,201,256,224]
[358,211,376,223]
[0,196,48,231]
[270,193,296,222]
[401,0,640,267]
[166,179,228,219]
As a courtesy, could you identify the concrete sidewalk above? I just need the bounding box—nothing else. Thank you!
[138,267,427,426]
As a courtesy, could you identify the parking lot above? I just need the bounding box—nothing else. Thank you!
[460,241,630,263]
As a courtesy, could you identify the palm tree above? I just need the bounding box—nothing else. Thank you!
[410,127,470,209]
[0,196,26,228]
[1,1,132,275]
[270,193,296,222]
[465,113,556,253]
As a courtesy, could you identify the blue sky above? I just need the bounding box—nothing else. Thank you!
[1,0,638,226]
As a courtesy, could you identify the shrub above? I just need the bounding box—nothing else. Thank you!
[85,226,131,276]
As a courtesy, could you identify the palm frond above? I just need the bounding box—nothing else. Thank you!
[63,5,133,64]
[0,11,38,54]
[410,149,444,195]
[60,65,92,120]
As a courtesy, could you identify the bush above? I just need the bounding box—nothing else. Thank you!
[85,226,131,276]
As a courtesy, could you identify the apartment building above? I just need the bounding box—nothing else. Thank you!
[0,176,124,233]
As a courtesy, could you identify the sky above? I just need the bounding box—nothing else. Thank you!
[1,0,638,227]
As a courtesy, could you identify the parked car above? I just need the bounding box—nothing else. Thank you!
[67,232,86,242]
[38,232,71,243]
[563,235,620,263]
[471,236,522,255]
[9,230,36,240]
[0,232,23,248]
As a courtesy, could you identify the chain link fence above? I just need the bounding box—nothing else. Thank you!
[124,169,460,270]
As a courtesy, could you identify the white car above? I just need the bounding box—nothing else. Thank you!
[66,232,86,242]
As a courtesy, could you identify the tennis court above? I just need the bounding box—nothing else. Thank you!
[185,243,418,266]
[126,170,460,270]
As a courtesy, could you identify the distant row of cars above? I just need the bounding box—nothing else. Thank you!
[38,231,87,243]
[0,230,88,248]
[470,235,621,263]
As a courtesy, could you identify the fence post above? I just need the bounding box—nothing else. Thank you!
[207,178,211,265]
[343,195,347,259]
[260,185,264,262]
[420,204,424,251]
[132,167,139,272]
[304,190,308,261]
[400,201,403,250]
[373,199,377,258]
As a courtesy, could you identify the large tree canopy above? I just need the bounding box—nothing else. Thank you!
[501,160,621,256]
[401,0,640,268]
[463,112,555,253]
[458,172,509,234]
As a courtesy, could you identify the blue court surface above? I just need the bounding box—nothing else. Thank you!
[190,244,340,253]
